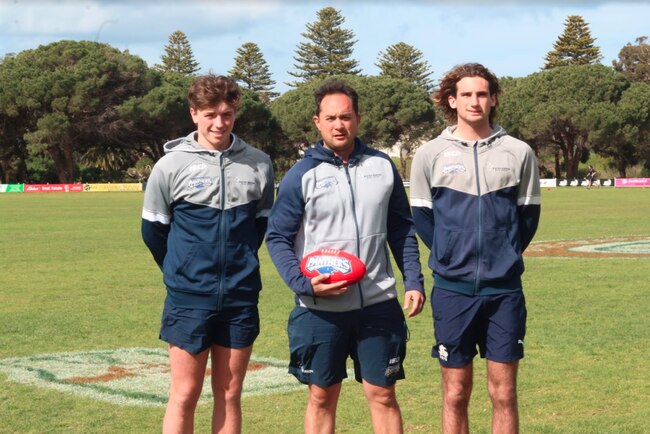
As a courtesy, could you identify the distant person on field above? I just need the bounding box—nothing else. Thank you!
[141,74,274,434]
[266,79,426,434]
[410,63,541,434]
[586,165,597,189]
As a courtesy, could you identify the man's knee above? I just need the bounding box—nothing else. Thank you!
[308,384,341,410]
[488,382,517,408]
[364,383,398,408]
[169,383,203,409]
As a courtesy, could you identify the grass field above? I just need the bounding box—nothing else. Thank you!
[0,188,649,433]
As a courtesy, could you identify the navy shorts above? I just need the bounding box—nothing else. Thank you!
[287,299,407,388]
[431,288,526,367]
[159,297,260,354]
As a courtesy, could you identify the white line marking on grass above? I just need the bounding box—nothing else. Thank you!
[0,348,304,407]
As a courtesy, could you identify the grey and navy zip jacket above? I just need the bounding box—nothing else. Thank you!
[266,139,424,313]
[142,132,274,310]
[409,126,541,296]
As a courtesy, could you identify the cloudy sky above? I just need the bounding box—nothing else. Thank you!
[1,1,648,93]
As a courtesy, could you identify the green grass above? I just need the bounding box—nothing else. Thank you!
[0,188,649,433]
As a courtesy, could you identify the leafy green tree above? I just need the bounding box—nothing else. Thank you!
[499,64,631,179]
[229,42,278,102]
[234,90,294,177]
[271,75,435,178]
[613,36,650,84]
[116,71,195,162]
[289,7,360,86]
[543,15,602,69]
[0,40,154,183]
[156,30,200,75]
[376,42,433,92]
[589,81,650,176]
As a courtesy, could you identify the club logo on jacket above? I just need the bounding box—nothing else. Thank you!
[188,177,213,189]
[442,164,466,175]
[315,176,338,190]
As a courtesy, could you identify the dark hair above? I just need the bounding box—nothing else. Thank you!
[188,74,241,110]
[314,79,359,115]
[434,63,501,125]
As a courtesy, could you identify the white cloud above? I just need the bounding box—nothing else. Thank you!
[1,0,649,94]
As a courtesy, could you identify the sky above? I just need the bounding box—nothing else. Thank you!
[1,0,649,94]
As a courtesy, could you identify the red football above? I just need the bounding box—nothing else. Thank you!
[300,249,366,284]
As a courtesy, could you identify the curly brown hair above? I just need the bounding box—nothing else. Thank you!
[434,63,501,125]
[188,74,241,110]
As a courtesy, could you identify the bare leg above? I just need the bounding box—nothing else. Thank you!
[163,345,210,434]
[362,380,403,434]
[210,344,253,434]
[440,363,473,434]
[487,360,519,434]
[304,383,341,434]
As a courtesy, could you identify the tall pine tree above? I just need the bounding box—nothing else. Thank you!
[289,7,360,86]
[156,30,200,75]
[376,42,433,92]
[543,15,602,69]
[229,42,278,101]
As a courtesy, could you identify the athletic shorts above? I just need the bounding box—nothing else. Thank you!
[159,297,260,354]
[431,288,526,367]
[287,299,408,388]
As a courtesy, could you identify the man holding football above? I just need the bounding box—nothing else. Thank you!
[266,79,425,434]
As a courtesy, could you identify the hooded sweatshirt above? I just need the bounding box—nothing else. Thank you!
[142,132,274,310]
[266,139,424,312]
[409,126,541,295]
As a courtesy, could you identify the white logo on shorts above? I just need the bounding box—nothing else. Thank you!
[438,344,449,362]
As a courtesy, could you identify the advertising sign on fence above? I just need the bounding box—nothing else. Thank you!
[24,184,84,193]
[83,183,143,192]
[615,178,650,187]
[0,184,24,193]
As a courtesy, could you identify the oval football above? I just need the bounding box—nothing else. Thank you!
[300,249,366,284]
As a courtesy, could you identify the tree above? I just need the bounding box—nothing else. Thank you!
[0,40,154,183]
[229,42,278,102]
[589,81,650,176]
[613,36,650,84]
[543,15,602,69]
[499,65,631,179]
[271,75,435,178]
[116,71,195,162]
[376,42,433,92]
[156,30,200,75]
[234,90,294,177]
[289,7,360,86]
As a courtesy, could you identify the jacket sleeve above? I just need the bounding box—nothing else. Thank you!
[265,168,314,297]
[517,144,541,252]
[255,158,275,251]
[386,160,425,293]
[141,163,171,269]
[409,145,435,250]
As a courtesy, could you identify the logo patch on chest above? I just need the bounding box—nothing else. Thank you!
[442,164,466,175]
[316,176,338,189]
[188,177,213,189]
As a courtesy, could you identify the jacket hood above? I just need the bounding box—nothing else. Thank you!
[439,125,507,148]
[163,132,243,154]
[303,138,368,165]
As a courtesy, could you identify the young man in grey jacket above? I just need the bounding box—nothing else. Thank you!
[266,79,425,434]
[410,63,541,434]
[142,74,274,434]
